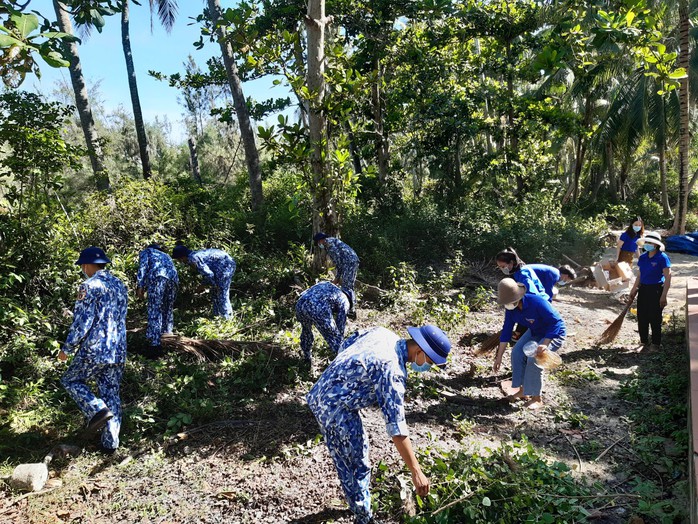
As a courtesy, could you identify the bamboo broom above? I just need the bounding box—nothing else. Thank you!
[597,292,637,345]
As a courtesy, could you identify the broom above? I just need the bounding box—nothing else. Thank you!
[476,330,502,355]
[597,291,637,345]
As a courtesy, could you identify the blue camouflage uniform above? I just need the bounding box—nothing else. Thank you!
[61,270,128,449]
[323,237,359,310]
[307,327,409,524]
[137,247,178,346]
[296,281,350,362]
[188,249,236,319]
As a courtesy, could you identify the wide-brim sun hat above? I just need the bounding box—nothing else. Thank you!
[407,325,451,367]
[643,231,665,251]
[497,278,526,305]
[75,246,111,265]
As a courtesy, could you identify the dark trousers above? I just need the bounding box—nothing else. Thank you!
[637,284,663,345]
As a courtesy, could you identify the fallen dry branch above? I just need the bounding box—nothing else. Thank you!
[594,437,625,462]
[160,335,282,362]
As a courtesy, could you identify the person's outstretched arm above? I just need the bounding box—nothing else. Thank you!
[392,435,429,497]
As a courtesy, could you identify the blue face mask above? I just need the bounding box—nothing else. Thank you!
[411,361,432,373]
[500,266,510,275]
[643,243,656,252]
[633,225,642,232]
[318,244,325,250]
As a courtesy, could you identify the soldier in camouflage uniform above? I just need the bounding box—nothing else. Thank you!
[136,243,178,358]
[172,243,236,319]
[59,247,128,454]
[313,233,359,318]
[295,281,350,364]
[306,325,451,524]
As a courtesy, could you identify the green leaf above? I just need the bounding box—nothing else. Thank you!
[667,68,687,80]
[0,33,24,48]
[482,496,491,506]
[10,12,39,39]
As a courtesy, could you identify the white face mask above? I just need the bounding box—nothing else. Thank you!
[504,302,518,310]
[500,266,510,275]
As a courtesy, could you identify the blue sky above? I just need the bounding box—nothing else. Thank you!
[24,0,286,143]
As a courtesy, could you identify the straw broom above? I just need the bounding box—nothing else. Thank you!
[597,291,637,345]
[476,330,502,355]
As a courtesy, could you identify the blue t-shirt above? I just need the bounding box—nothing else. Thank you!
[637,251,671,285]
[527,264,560,302]
[619,231,640,253]
[513,266,549,301]
[500,293,566,343]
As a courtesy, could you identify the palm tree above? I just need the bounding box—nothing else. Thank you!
[119,0,178,180]
[52,0,109,191]
[671,0,690,234]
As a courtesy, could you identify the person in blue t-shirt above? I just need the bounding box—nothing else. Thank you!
[616,216,644,264]
[628,231,671,349]
[495,248,549,300]
[527,264,561,301]
[492,278,566,410]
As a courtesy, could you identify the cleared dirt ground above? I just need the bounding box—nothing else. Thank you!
[2,248,695,524]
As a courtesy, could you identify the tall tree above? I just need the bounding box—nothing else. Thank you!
[671,0,690,234]
[205,0,263,211]
[52,0,109,191]
[306,0,333,252]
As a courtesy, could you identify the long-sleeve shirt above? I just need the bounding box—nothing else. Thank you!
[63,270,128,364]
[500,293,566,343]
[307,327,409,437]
[296,282,349,338]
[188,249,236,285]
[137,248,178,289]
[324,237,359,273]
[527,264,560,302]
[513,265,549,301]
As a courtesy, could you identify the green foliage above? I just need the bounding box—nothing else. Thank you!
[375,438,599,524]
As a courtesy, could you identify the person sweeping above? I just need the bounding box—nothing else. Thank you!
[628,231,671,350]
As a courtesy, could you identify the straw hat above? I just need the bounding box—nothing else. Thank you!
[497,278,526,305]
[643,231,665,251]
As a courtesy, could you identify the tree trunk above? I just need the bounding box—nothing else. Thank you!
[672,0,690,234]
[605,141,617,202]
[306,0,334,270]
[659,139,673,219]
[121,2,152,180]
[53,0,109,191]
[372,57,389,184]
[188,136,202,184]
[207,0,263,211]
[453,134,462,189]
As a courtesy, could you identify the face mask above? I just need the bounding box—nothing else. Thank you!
[633,225,642,232]
[557,280,566,287]
[500,266,510,275]
[82,270,89,279]
[504,302,518,310]
[643,243,656,252]
[318,244,325,250]
[411,361,432,373]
